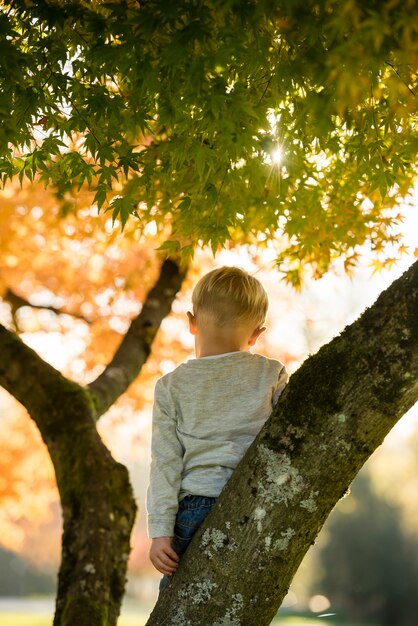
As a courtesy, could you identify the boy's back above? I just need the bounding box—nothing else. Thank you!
[147,351,287,538]
[147,266,288,585]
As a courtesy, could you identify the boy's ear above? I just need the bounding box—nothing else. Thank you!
[187,311,198,336]
[248,326,266,346]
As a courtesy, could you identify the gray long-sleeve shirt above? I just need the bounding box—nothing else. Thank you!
[146,351,288,538]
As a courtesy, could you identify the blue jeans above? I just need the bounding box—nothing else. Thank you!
[159,494,217,594]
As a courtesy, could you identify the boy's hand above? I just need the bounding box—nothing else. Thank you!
[149,537,180,575]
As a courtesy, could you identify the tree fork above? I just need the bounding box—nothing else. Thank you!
[146,260,418,626]
[0,325,137,625]
[0,258,187,625]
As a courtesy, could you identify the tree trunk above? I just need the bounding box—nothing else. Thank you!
[51,394,137,626]
[0,259,186,625]
[0,325,137,625]
[146,260,418,626]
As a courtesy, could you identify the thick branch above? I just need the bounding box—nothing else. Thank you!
[88,259,186,419]
[147,260,418,625]
[0,321,91,436]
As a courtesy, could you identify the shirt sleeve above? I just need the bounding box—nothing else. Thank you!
[146,378,184,538]
[272,363,289,407]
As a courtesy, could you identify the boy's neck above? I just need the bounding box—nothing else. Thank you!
[195,336,248,358]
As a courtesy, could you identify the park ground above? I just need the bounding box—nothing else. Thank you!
[0,618,378,626]
[0,597,378,626]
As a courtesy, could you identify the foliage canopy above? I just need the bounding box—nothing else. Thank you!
[1,0,417,283]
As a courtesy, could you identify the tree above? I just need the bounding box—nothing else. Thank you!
[0,1,417,625]
[0,257,185,625]
[2,0,417,283]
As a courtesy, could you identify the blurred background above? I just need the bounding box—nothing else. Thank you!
[0,179,417,626]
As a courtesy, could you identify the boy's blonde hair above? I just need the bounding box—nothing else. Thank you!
[192,266,268,328]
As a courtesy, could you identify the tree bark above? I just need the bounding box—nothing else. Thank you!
[146,260,418,626]
[0,324,133,625]
[0,258,186,626]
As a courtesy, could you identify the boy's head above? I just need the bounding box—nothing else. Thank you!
[191,266,268,330]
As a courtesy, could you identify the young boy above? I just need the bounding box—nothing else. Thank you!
[146,266,288,590]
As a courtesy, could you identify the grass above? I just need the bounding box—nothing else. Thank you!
[0,618,50,626]
[0,614,155,626]
[0,596,379,626]
[0,616,146,626]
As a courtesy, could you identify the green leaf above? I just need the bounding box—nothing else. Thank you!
[107,194,136,230]
[156,240,181,254]
[94,185,108,210]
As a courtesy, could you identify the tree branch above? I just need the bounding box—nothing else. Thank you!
[3,287,92,324]
[88,259,187,419]
[0,322,91,437]
[385,61,416,97]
